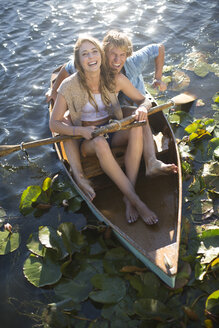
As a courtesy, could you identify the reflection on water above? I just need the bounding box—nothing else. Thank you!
[0,0,218,326]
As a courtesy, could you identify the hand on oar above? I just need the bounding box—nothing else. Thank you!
[0,93,197,158]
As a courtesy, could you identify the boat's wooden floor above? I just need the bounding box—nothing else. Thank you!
[93,166,179,275]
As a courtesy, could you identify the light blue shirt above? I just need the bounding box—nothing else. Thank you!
[65,44,159,104]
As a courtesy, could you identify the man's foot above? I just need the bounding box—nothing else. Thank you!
[123,196,138,224]
[136,201,159,225]
[76,177,96,201]
[146,159,178,177]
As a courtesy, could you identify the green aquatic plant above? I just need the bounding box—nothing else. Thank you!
[19,175,83,216]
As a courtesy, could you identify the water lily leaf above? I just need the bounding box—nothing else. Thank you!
[102,295,135,321]
[50,191,72,205]
[171,70,190,91]
[188,176,205,194]
[23,252,62,287]
[0,231,20,255]
[162,75,172,85]
[58,222,86,256]
[39,226,68,259]
[68,196,83,212]
[128,272,162,299]
[89,274,126,304]
[103,247,139,274]
[203,161,219,177]
[174,261,191,288]
[183,51,207,71]
[192,199,214,219]
[54,276,92,303]
[163,65,173,73]
[42,299,78,328]
[213,92,219,103]
[205,290,219,317]
[134,298,172,320]
[168,111,191,125]
[197,237,219,265]
[210,257,219,272]
[42,177,52,191]
[214,146,219,159]
[210,63,219,77]
[194,62,210,77]
[19,185,42,215]
[196,99,205,107]
[26,231,46,257]
[207,138,219,159]
[204,319,214,328]
[195,261,207,280]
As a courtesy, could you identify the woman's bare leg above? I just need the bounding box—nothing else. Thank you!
[82,136,158,225]
[143,124,178,176]
[63,140,96,201]
[60,113,96,201]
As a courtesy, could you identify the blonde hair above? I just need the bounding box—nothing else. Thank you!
[74,35,115,112]
[102,30,133,57]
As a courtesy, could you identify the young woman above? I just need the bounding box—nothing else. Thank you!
[49,35,158,225]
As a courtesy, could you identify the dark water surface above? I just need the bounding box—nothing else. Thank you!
[0,0,218,327]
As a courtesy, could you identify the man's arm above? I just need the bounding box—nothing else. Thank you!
[153,44,167,92]
[45,64,70,103]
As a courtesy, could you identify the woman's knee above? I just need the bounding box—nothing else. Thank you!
[93,136,110,155]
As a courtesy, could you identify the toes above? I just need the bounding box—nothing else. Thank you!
[143,215,158,225]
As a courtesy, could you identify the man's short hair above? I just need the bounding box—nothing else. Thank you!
[102,30,133,57]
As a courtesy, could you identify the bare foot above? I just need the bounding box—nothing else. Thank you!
[123,196,138,224]
[136,201,158,225]
[76,177,96,201]
[146,159,178,177]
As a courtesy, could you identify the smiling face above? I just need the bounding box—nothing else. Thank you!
[105,45,127,73]
[79,41,101,73]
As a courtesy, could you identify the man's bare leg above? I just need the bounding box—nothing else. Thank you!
[143,124,178,176]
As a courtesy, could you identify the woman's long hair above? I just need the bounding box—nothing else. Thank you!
[74,35,115,112]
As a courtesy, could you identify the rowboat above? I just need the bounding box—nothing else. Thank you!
[49,67,182,288]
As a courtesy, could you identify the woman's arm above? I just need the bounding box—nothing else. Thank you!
[49,94,95,139]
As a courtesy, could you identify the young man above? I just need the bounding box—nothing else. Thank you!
[46,31,177,218]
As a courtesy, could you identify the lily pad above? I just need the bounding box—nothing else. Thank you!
[191,197,214,219]
[26,231,46,257]
[0,231,20,255]
[54,276,92,303]
[39,226,68,259]
[89,274,126,304]
[205,290,219,318]
[23,252,62,287]
[19,185,42,215]
[171,70,190,91]
[194,62,210,77]
[58,222,86,256]
[134,298,172,321]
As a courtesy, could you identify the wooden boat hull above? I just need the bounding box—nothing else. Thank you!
[49,67,182,288]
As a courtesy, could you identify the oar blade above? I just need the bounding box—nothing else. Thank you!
[172,92,197,105]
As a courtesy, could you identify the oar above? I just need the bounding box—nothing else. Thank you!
[91,92,197,137]
[0,93,196,158]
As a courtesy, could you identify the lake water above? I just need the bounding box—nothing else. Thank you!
[0,0,218,327]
